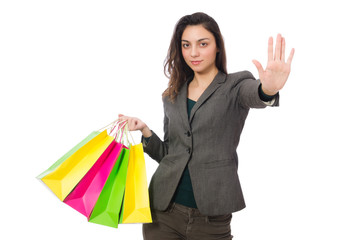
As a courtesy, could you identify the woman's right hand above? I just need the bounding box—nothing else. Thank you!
[118,114,152,137]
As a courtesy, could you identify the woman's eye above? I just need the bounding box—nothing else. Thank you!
[200,42,208,47]
[182,44,190,48]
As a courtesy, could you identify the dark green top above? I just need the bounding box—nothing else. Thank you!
[172,98,197,208]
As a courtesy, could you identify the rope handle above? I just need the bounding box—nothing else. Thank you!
[115,121,127,144]
[125,124,136,145]
[97,119,137,146]
[97,119,118,132]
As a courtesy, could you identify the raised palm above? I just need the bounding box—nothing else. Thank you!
[252,34,295,95]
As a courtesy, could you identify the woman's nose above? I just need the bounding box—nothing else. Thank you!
[191,46,199,58]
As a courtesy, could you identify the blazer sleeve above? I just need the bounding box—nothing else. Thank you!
[141,111,169,163]
[236,71,280,109]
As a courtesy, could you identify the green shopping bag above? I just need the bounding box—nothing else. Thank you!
[88,146,130,228]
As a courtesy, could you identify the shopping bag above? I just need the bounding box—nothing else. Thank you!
[89,147,130,228]
[36,131,100,179]
[40,130,114,201]
[64,140,126,218]
[38,120,153,228]
[121,143,152,223]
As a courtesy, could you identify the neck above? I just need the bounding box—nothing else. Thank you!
[192,67,219,87]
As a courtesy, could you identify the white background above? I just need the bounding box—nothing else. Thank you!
[1,0,361,239]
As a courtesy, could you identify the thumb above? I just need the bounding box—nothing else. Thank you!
[252,60,264,80]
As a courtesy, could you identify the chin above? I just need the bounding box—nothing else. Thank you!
[193,66,216,75]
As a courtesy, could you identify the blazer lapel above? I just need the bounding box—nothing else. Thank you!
[189,71,227,123]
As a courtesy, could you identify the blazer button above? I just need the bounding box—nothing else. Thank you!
[185,131,191,137]
[186,148,191,154]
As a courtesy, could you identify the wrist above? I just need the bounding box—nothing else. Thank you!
[259,84,278,102]
[141,126,152,138]
[261,85,278,96]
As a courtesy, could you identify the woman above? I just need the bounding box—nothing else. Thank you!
[119,12,294,240]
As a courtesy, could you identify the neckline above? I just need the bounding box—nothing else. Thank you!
[187,98,196,103]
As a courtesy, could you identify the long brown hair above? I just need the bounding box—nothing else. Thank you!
[163,12,227,102]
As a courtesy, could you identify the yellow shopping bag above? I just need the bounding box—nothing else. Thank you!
[37,131,100,179]
[121,143,152,223]
[41,130,114,201]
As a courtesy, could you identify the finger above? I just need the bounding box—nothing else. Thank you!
[287,48,295,65]
[275,33,282,60]
[128,119,136,131]
[268,37,273,62]
[132,118,142,131]
[281,37,286,62]
[252,59,264,80]
[119,117,129,126]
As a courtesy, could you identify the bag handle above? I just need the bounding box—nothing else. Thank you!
[115,122,136,147]
[97,119,135,146]
[115,121,128,144]
[97,119,118,132]
[124,124,135,145]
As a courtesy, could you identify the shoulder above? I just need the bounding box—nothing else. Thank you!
[226,71,256,81]
[223,71,257,90]
[162,95,172,108]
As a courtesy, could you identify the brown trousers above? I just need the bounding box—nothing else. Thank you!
[143,203,233,240]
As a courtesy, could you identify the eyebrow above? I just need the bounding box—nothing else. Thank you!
[182,38,211,42]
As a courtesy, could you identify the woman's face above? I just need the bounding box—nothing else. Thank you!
[181,25,218,75]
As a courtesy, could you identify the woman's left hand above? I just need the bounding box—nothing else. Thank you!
[252,34,295,96]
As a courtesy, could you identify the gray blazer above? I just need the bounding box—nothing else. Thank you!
[143,71,279,216]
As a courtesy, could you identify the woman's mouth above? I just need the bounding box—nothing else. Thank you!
[191,61,202,65]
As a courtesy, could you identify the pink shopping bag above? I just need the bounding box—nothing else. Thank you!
[64,140,125,218]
